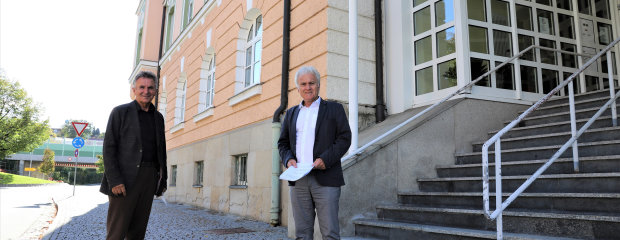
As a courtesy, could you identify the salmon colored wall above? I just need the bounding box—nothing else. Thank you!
[159,0,330,150]
[140,0,163,61]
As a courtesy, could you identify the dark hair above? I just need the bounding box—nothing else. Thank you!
[132,71,158,88]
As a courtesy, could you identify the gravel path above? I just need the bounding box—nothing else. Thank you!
[43,185,290,240]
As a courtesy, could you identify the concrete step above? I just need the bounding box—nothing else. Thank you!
[528,97,611,117]
[473,127,620,152]
[540,88,618,107]
[353,218,575,240]
[488,116,614,139]
[513,106,620,127]
[397,192,620,213]
[373,205,620,239]
[417,173,620,193]
[456,140,620,164]
[438,155,620,178]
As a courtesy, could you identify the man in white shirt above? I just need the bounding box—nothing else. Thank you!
[278,66,352,239]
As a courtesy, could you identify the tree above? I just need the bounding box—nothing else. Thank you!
[39,148,55,178]
[95,154,104,174]
[92,128,101,138]
[0,74,50,160]
[59,119,95,138]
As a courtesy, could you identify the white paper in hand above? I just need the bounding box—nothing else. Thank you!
[279,163,313,181]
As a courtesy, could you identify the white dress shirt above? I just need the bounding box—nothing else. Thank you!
[295,97,320,165]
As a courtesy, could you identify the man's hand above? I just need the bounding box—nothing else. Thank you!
[286,159,297,168]
[111,184,126,197]
[313,158,326,170]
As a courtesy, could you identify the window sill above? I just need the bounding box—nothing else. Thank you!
[193,107,214,122]
[192,184,203,188]
[229,185,247,189]
[228,83,262,106]
[170,123,184,133]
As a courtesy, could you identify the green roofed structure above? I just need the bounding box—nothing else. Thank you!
[5,137,103,176]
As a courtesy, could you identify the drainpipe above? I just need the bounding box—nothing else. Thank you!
[374,0,386,122]
[349,0,359,152]
[270,0,290,227]
[155,4,167,110]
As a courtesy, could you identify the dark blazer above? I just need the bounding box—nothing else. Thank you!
[278,98,352,187]
[99,101,167,196]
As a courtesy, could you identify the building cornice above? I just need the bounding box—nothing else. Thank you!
[128,60,160,84]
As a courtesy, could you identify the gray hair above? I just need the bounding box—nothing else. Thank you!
[132,71,158,89]
[294,66,320,88]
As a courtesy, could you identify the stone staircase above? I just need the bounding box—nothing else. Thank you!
[353,89,620,239]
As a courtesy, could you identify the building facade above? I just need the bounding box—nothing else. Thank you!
[131,0,620,236]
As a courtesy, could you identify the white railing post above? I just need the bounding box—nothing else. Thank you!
[607,51,617,127]
[567,80,579,172]
[494,140,503,240]
[482,143,491,217]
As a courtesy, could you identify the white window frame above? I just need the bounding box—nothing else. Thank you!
[411,0,459,105]
[205,56,215,108]
[182,0,194,30]
[135,4,145,66]
[232,154,247,186]
[158,76,167,120]
[244,15,262,88]
[165,5,175,51]
[193,161,204,187]
[174,75,187,126]
[195,54,216,122]
[170,164,177,186]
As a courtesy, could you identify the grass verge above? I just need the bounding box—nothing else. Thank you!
[0,172,56,185]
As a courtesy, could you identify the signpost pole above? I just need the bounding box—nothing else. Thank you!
[73,153,78,196]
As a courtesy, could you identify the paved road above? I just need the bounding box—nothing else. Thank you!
[43,185,291,239]
[0,184,71,240]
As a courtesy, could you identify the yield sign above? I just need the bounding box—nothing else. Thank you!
[72,122,89,136]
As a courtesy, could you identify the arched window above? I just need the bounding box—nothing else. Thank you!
[198,53,216,113]
[182,0,194,30]
[205,55,216,107]
[164,5,175,50]
[244,15,262,87]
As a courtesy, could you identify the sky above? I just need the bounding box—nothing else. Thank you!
[0,0,139,130]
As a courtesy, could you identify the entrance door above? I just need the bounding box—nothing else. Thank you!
[576,0,617,93]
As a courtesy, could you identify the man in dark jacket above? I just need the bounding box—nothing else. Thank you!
[100,71,167,239]
[278,66,352,239]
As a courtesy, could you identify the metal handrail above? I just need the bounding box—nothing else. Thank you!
[482,36,620,239]
[341,44,547,162]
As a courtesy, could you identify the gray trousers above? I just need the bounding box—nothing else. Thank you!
[290,174,341,240]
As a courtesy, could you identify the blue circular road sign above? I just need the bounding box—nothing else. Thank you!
[72,137,85,149]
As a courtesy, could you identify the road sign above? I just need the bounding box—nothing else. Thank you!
[74,149,79,157]
[72,137,85,148]
[24,168,36,171]
[71,122,88,137]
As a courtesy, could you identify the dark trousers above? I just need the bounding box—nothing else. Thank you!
[290,174,341,240]
[106,165,157,240]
